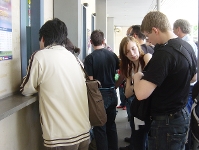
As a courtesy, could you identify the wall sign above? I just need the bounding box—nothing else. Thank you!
[0,0,12,61]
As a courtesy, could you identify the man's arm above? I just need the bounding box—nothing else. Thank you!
[20,57,40,96]
[133,72,157,100]
[115,73,125,89]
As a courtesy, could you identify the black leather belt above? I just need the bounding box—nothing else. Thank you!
[151,110,183,121]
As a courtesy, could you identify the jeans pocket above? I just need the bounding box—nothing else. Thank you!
[167,132,187,150]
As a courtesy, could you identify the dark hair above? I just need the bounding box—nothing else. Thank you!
[90,30,104,46]
[130,25,146,40]
[65,38,80,55]
[39,18,68,47]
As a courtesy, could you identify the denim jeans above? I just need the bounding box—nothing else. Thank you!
[185,86,193,150]
[93,88,118,150]
[126,95,135,123]
[148,108,190,150]
[186,86,194,114]
[119,86,126,107]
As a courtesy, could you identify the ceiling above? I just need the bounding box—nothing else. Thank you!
[106,0,198,28]
[107,0,156,27]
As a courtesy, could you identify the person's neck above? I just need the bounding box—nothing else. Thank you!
[94,45,104,50]
[136,38,145,45]
[159,31,177,44]
[132,60,139,67]
[179,33,187,39]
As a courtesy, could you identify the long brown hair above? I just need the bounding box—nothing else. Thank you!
[65,38,80,55]
[119,36,145,78]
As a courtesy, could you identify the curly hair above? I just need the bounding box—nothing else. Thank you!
[173,19,191,34]
[119,36,145,78]
[65,38,80,55]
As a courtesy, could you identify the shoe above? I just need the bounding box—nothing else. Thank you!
[116,105,123,108]
[119,145,130,150]
[124,137,131,143]
[123,106,126,110]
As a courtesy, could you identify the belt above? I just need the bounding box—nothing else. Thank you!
[151,110,184,121]
[99,86,115,90]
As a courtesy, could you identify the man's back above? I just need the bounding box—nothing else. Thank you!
[84,29,119,150]
[84,48,119,88]
[143,38,196,115]
[21,45,90,147]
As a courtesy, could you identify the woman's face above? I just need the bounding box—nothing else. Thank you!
[125,41,139,62]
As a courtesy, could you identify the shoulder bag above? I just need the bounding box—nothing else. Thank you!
[76,57,107,126]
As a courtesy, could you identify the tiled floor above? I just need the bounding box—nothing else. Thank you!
[116,108,131,148]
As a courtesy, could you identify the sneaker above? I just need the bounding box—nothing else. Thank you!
[116,105,123,108]
[124,137,131,143]
[119,145,130,150]
[123,106,127,110]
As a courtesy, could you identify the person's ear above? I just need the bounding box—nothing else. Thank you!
[177,27,181,33]
[102,39,106,45]
[133,34,137,38]
[90,40,93,44]
[152,27,159,34]
[41,37,45,43]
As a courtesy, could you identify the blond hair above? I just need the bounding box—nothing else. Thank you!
[141,11,171,33]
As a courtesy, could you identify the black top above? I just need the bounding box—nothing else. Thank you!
[84,48,119,88]
[141,44,154,54]
[142,38,197,115]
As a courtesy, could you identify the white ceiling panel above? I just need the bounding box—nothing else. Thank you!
[107,0,198,27]
[107,0,156,27]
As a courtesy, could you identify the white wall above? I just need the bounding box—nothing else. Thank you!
[0,0,53,149]
[0,101,43,150]
[114,26,128,56]
[43,0,53,23]
[0,0,21,99]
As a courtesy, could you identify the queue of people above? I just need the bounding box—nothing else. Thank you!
[20,10,199,150]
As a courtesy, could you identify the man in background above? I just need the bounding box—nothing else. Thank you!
[130,25,154,54]
[84,30,119,150]
[173,19,198,113]
[173,18,198,150]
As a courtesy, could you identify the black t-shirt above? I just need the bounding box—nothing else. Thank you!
[141,44,154,54]
[142,38,197,115]
[84,48,119,88]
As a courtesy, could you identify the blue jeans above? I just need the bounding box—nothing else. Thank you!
[186,86,194,114]
[185,86,193,150]
[126,95,135,122]
[148,108,190,150]
[119,86,126,107]
[93,88,118,150]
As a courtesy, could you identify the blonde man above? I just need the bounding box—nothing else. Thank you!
[134,11,197,150]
